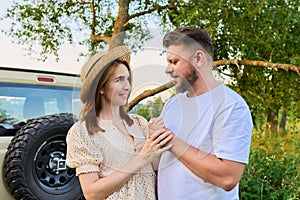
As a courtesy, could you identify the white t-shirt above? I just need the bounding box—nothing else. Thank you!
[158,83,253,200]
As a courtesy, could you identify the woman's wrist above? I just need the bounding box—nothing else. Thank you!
[134,153,152,167]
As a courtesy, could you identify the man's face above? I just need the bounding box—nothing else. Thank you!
[165,45,198,93]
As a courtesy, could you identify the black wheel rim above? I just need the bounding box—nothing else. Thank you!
[34,135,76,194]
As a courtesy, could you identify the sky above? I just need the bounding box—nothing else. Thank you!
[0,1,83,73]
[0,1,173,102]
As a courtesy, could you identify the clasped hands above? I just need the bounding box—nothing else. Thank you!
[139,116,174,163]
[147,116,174,149]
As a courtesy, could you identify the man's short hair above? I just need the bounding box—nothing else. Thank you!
[163,26,214,58]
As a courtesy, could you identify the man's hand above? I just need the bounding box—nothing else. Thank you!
[148,116,165,136]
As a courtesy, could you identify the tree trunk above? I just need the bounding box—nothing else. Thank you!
[266,108,279,135]
[279,107,287,134]
[110,0,130,49]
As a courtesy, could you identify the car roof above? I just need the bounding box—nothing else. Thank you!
[0,66,81,88]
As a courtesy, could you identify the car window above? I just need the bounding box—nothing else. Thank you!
[0,82,81,125]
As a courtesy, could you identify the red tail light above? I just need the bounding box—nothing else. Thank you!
[37,76,55,83]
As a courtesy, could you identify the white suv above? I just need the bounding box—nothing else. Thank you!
[0,66,84,200]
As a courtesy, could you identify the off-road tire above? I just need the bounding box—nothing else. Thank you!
[2,114,85,200]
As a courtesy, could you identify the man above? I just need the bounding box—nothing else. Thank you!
[153,26,253,199]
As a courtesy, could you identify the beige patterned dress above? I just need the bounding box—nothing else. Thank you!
[66,115,156,200]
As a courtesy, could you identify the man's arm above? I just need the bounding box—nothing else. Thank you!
[168,133,245,191]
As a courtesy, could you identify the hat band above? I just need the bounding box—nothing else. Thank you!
[85,55,104,79]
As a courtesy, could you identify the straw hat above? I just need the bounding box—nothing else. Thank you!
[80,46,131,103]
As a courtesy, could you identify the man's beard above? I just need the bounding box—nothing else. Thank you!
[176,67,198,93]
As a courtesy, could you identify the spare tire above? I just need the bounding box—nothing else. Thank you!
[2,114,85,200]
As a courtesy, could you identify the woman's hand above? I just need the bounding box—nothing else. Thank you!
[139,128,173,163]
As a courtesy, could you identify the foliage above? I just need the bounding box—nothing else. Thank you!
[134,96,165,121]
[2,0,299,134]
[1,0,177,60]
[163,0,300,63]
[163,0,300,134]
[0,108,15,124]
[231,68,300,133]
[239,128,300,199]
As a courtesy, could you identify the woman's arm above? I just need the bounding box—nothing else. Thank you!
[148,116,165,171]
[79,154,151,200]
[79,130,173,200]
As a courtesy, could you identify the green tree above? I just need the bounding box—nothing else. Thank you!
[2,0,300,133]
[0,108,14,124]
[135,96,165,121]
[1,0,179,61]
[164,0,300,134]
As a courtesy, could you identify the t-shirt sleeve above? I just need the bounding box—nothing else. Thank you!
[66,122,103,176]
[161,96,174,119]
[212,101,253,164]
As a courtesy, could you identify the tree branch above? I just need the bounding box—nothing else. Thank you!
[70,7,85,14]
[75,0,90,5]
[129,3,177,20]
[214,68,235,77]
[90,0,96,35]
[91,34,111,44]
[68,1,90,14]
[128,58,300,111]
[127,81,174,111]
[214,59,300,75]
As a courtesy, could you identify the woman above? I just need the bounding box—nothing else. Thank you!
[66,46,172,200]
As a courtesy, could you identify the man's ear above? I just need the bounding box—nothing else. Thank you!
[194,50,204,65]
[197,53,201,62]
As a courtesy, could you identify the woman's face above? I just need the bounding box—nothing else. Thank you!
[101,63,131,107]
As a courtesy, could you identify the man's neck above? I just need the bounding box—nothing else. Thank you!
[187,78,220,97]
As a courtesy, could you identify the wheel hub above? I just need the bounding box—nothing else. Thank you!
[34,138,76,190]
[48,152,67,174]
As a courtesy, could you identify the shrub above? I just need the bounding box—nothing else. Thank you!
[240,131,299,199]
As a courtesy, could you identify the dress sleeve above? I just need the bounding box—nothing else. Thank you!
[131,114,149,138]
[66,122,104,176]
